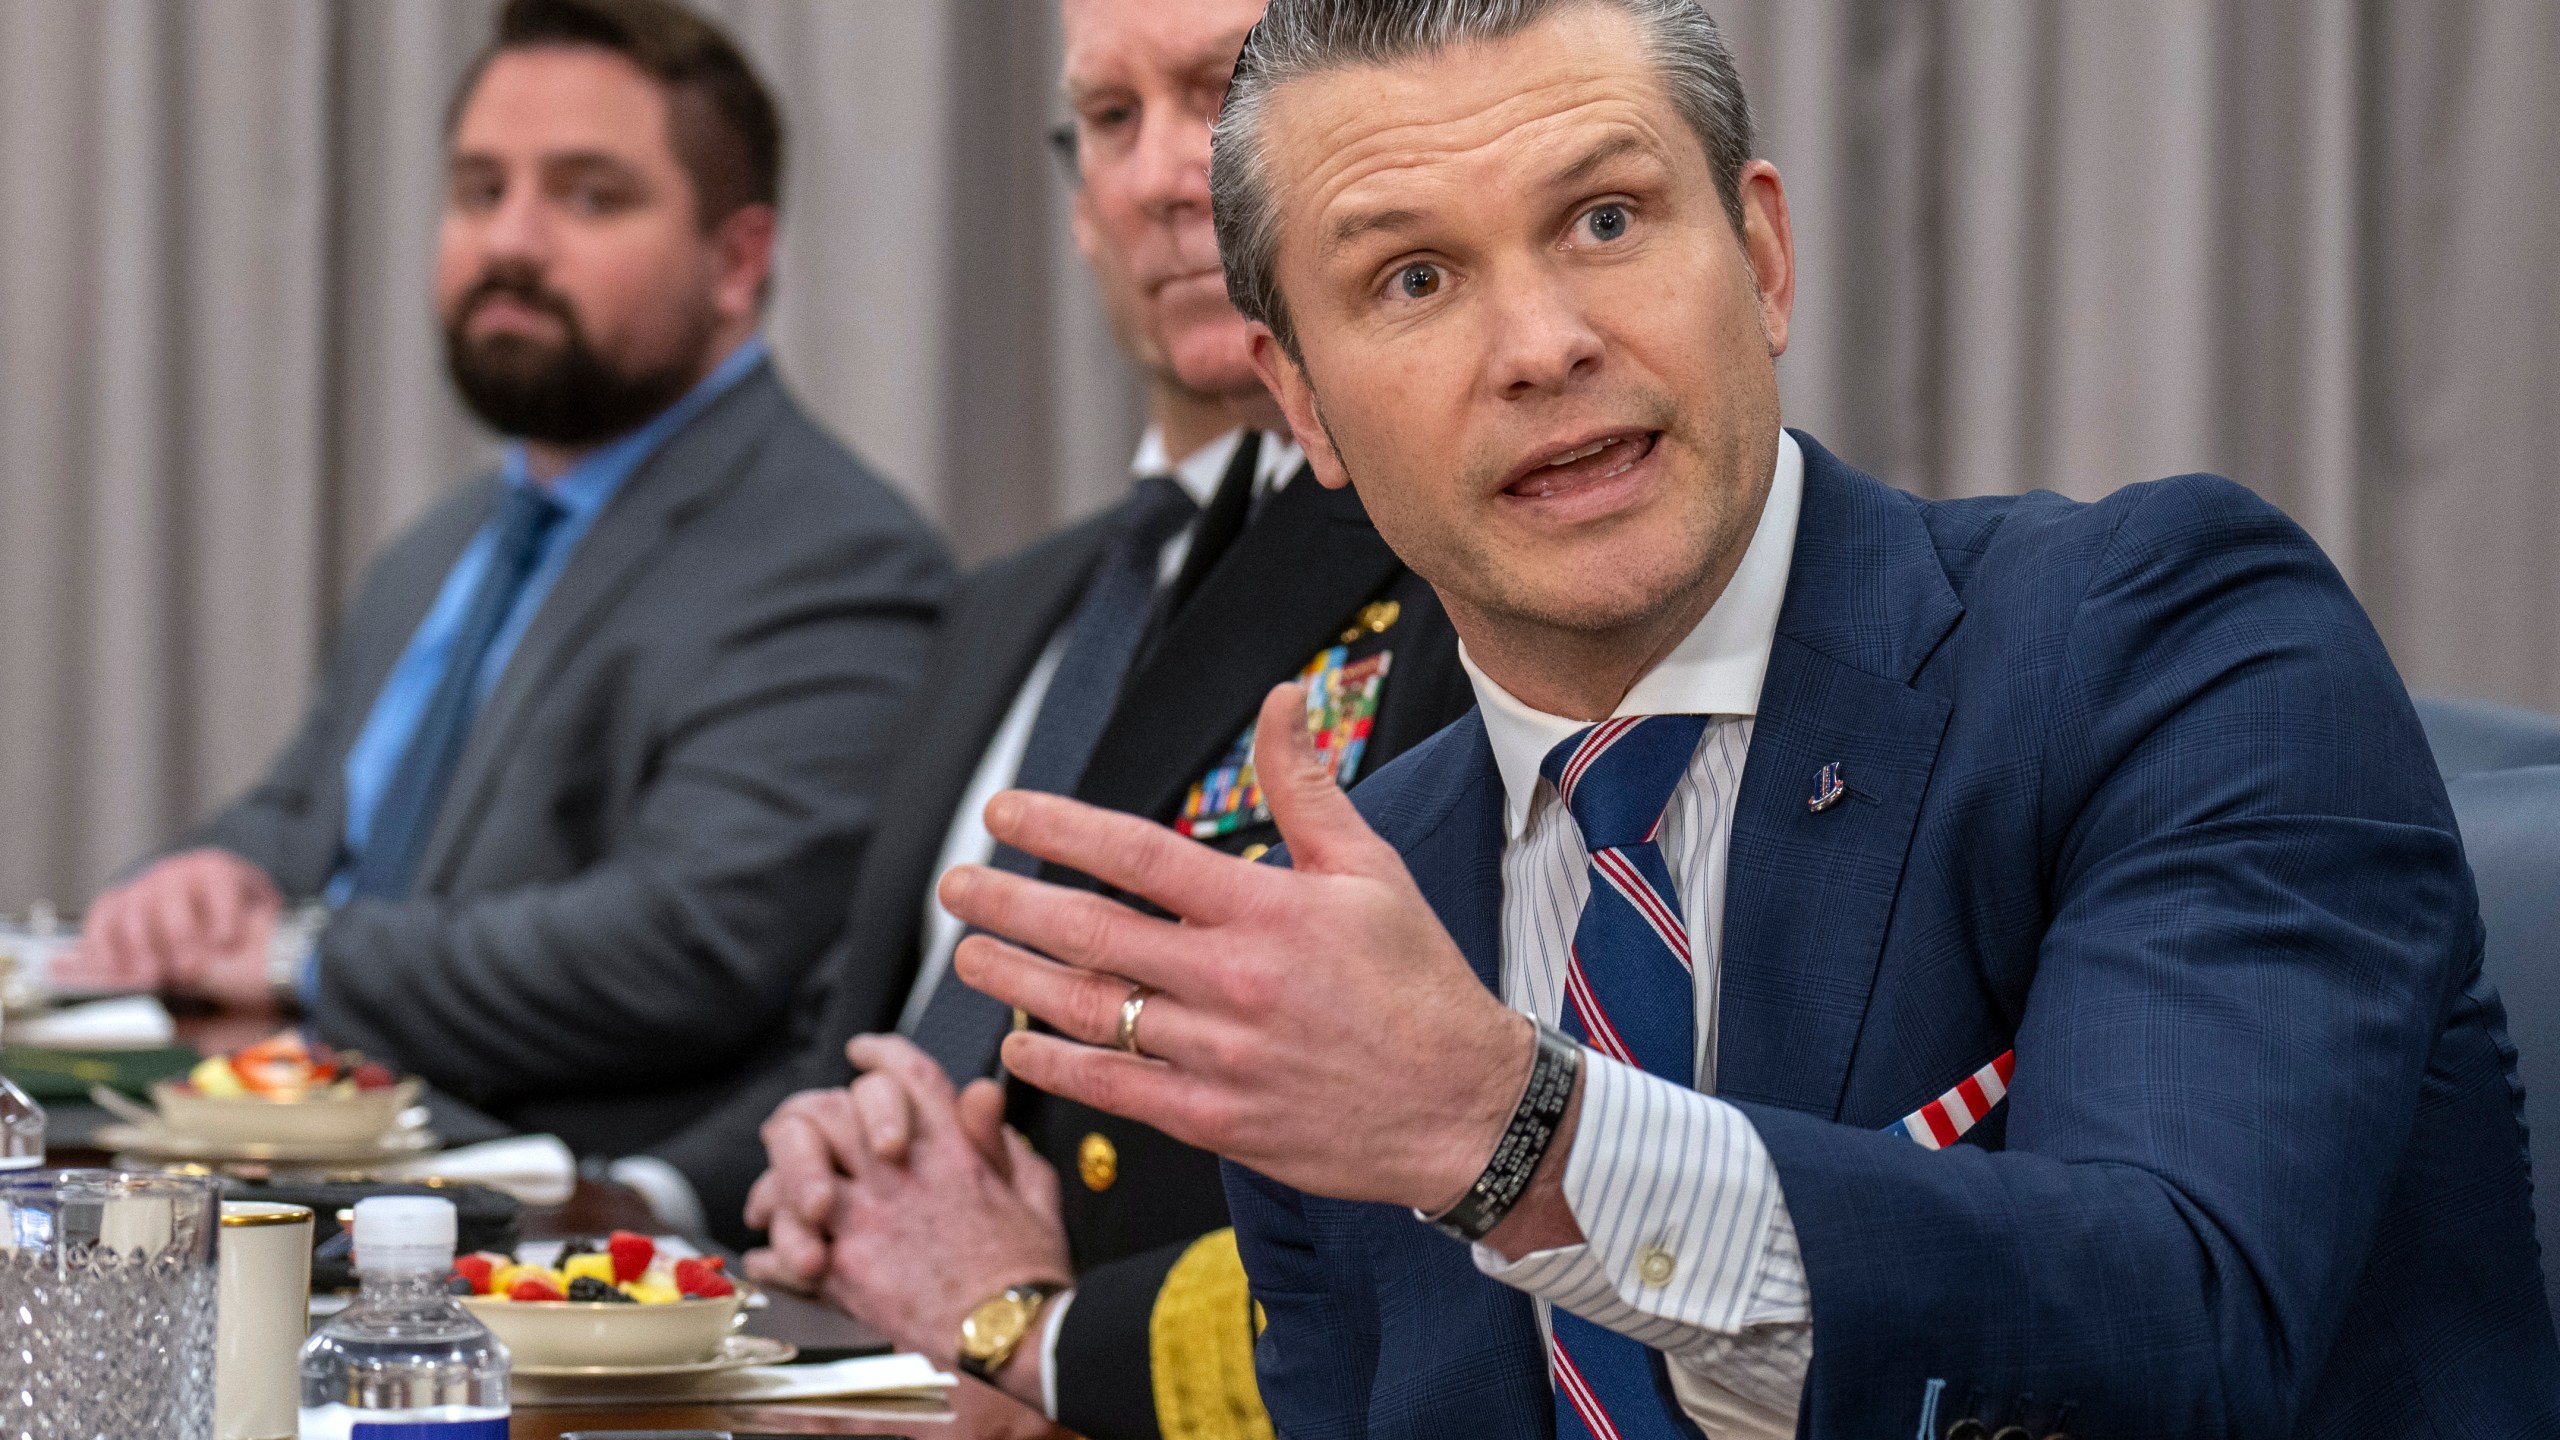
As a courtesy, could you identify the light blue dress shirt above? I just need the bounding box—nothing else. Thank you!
[328,335,770,901]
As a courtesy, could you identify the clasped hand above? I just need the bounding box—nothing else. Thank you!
[940,683,1537,1215]
[744,1034,1070,1383]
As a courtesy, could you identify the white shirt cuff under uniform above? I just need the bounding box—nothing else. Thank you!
[1472,1046,1813,1430]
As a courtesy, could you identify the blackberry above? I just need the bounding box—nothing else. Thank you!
[566,1276,634,1302]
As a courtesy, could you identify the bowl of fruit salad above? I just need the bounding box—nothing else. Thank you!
[454,1232,749,1369]
[150,1030,420,1145]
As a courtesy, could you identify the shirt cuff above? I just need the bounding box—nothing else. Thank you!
[273,901,328,1007]
[607,1155,710,1238]
[1036,1284,1076,1419]
[1472,1049,1808,1355]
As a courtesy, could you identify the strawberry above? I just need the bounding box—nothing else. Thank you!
[607,1230,654,1284]
[231,1031,315,1095]
[673,1255,733,1297]
[452,1254,497,1295]
[350,1062,397,1091]
[507,1272,565,1302]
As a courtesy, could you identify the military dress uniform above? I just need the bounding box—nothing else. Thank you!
[641,431,1473,1440]
[1020,572,1459,1440]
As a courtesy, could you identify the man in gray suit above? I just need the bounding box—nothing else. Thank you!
[63,0,951,1156]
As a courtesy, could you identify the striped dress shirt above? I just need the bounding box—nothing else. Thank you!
[1461,431,1812,1436]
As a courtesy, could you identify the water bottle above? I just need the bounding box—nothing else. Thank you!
[0,992,45,1170]
[297,1196,510,1439]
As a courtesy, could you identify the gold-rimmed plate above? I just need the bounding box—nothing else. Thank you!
[510,1332,797,1380]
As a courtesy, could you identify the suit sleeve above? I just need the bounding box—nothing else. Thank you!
[1226,1161,1378,1440]
[1751,476,2480,1434]
[640,1037,830,1250]
[180,655,351,895]
[308,519,947,1110]
[641,924,885,1249]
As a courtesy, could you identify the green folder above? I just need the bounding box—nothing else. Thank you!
[0,1045,200,1101]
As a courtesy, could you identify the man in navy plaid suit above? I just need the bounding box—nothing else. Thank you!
[938,0,2560,1435]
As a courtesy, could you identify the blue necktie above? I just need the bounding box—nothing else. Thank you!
[1537,714,1713,1440]
[907,476,1199,1084]
[348,484,566,901]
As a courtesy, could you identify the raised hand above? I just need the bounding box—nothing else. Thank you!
[942,682,1537,1214]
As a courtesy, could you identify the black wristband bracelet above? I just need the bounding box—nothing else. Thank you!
[1419,1020,1581,1243]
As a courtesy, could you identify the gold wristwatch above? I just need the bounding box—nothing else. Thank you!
[955,1280,1068,1383]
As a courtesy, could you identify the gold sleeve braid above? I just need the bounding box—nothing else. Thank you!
[1148,1228,1276,1440]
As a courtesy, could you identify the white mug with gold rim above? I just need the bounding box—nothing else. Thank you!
[215,1200,314,1440]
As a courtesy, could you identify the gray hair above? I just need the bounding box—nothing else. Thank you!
[1211,0,1754,362]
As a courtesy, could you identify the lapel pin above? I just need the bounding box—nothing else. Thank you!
[1808,761,1847,812]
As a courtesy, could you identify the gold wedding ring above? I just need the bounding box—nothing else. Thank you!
[1116,983,1155,1057]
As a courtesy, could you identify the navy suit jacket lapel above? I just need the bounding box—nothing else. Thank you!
[1712,433,1962,1117]
[1389,439,1965,1103]
[1380,712,1509,992]
[1340,437,1964,1417]
[1348,711,1543,1386]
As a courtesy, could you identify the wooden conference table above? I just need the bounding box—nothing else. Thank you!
[49,1001,1069,1439]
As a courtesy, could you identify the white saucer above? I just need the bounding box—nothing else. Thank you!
[511,1332,798,1380]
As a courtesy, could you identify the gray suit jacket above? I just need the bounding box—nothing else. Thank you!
[189,362,951,1155]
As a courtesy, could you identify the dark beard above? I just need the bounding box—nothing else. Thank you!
[443,269,708,446]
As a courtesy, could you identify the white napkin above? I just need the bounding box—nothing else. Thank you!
[672,1351,953,1401]
[381,1133,577,1206]
[4,994,176,1048]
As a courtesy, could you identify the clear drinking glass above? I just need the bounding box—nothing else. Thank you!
[0,988,48,1168]
[0,1169,223,1440]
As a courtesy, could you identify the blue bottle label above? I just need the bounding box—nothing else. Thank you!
[353,1421,510,1439]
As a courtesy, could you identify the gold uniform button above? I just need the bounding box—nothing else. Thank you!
[1636,1246,1676,1286]
[1239,842,1270,862]
[1077,1132,1119,1192]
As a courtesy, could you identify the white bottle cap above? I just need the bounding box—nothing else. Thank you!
[351,1195,457,1274]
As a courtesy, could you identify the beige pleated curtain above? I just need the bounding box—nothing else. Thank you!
[0,0,2553,911]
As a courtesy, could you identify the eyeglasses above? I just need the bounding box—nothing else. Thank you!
[1045,121,1081,187]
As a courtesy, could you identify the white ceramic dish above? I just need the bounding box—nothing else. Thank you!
[152,1076,423,1145]
[95,1120,440,1165]
[462,1290,752,1369]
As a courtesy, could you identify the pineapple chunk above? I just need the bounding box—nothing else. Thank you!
[561,1253,617,1287]
[188,1055,247,1098]
[488,1261,553,1296]
[623,1278,681,1305]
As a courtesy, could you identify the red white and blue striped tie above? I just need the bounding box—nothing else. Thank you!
[1538,715,1713,1440]
[1530,720,2016,1437]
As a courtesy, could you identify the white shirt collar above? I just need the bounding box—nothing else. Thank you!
[1461,429,1804,838]
[1131,425,1305,508]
